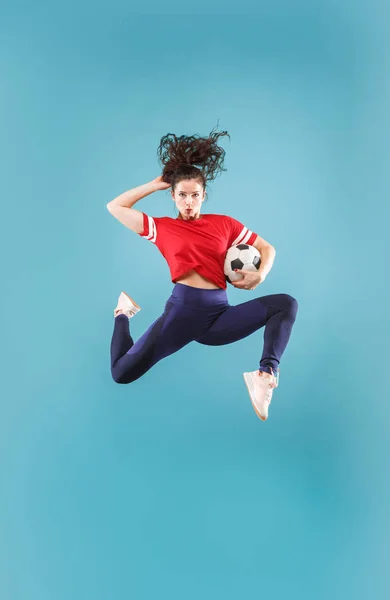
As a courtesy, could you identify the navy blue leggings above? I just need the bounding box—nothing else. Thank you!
[110,283,298,384]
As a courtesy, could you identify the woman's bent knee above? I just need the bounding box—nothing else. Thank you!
[111,366,145,384]
[281,294,298,319]
[111,369,131,384]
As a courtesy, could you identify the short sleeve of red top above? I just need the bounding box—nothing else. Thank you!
[138,212,258,290]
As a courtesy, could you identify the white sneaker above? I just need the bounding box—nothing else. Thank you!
[114,291,141,319]
[243,369,279,421]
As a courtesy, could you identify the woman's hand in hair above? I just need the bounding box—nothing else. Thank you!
[152,175,171,191]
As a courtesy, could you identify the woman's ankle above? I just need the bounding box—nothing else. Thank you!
[259,370,274,380]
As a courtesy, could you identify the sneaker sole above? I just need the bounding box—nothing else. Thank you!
[243,372,267,421]
[122,291,141,311]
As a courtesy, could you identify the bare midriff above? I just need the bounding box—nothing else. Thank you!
[175,269,221,290]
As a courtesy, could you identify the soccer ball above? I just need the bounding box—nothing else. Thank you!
[224,244,261,284]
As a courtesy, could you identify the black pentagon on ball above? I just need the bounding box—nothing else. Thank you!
[231,258,244,271]
[253,255,261,269]
[236,243,250,251]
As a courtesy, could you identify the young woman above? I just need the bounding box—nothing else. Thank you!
[106,128,298,421]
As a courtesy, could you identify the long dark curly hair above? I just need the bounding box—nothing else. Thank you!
[157,124,230,192]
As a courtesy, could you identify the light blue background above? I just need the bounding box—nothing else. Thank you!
[1,2,389,599]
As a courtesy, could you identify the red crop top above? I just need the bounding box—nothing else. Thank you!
[138,212,258,290]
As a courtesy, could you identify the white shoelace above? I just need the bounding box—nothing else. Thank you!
[265,386,273,403]
[262,373,278,403]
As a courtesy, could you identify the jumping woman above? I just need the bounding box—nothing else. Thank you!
[106,127,298,421]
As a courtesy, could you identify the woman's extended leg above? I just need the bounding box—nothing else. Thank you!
[110,301,205,384]
[195,293,298,376]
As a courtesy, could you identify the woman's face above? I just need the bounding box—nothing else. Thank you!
[171,179,206,220]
